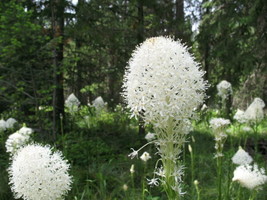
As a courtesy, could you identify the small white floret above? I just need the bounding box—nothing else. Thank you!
[140,151,151,162]
[145,132,156,141]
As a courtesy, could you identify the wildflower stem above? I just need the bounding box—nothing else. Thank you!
[194,182,200,200]
[249,190,257,200]
[142,163,147,200]
[160,119,182,200]
[217,155,222,200]
[237,185,241,200]
[189,144,195,193]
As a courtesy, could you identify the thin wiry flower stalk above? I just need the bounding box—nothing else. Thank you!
[209,117,230,200]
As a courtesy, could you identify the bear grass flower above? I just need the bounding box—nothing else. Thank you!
[209,117,230,200]
[65,93,80,113]
[122,36,207,199]
[232,146,253,165]
[233,109,246,124]
[5,126,33,155]
[243,97,265,124]
[18,126,33,137]
[209,118,231,130]
[216,80,232,100]
[232,164,267,190]
[6,118,17,129]
[8,144,72,200]
[92,96,107,111]
[5,132,30,155]
[122,36,207,126]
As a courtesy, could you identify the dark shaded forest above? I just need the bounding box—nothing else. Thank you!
[1,0,266,135]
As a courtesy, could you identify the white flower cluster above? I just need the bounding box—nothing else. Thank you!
[232,164,267,190]
[0,118,17,131]
[122,36,207,126]
[92,96,107,111]
[233,109,246,123]
[8,144,72,200]
[216,80,232,100]
[209,118,231,130]
[232,146,253,165]
[210,118,230,158]
[243,97,265,123]
[6,118,18,129]
[5,126,33,155]
[145,132,156,141]
[65,93,80,112]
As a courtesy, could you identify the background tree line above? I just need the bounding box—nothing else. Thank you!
[0,0,266,138]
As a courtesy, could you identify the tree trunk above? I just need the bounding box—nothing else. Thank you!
[76,0,87,105]
[51,0,65,140]
[137,0,145,136]
[175,0,185,41]
[137,0,144,43]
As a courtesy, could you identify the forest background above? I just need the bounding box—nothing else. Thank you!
[0,0,267,199]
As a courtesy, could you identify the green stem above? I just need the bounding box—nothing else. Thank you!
[142,163,147,200]
[190,146,194,194]
[194,182,200,200]
[249,190,257,200]
[217,156,222,200]
[237,185,241,200]
[161,119,180,200]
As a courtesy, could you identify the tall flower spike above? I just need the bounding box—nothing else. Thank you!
[122,36,208,198]
[65,93,80,113]
[243,97,265,123]
[216,80,232,100]
[8,144,72,200]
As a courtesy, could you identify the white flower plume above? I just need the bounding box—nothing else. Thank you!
[5,132,30,155]
[8,144,72,200]
[232,164,267,190]
[233,109,246,123]
[243,97,265,123]
[65,93,80,113]
[232,146,253,165]
[122,36,208,197]
[122,36,208,126]
[92,96,107,111]
[217,80,232,100]
[18,126,33,137]
[209,118,231,130]
[6,118,17,129]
